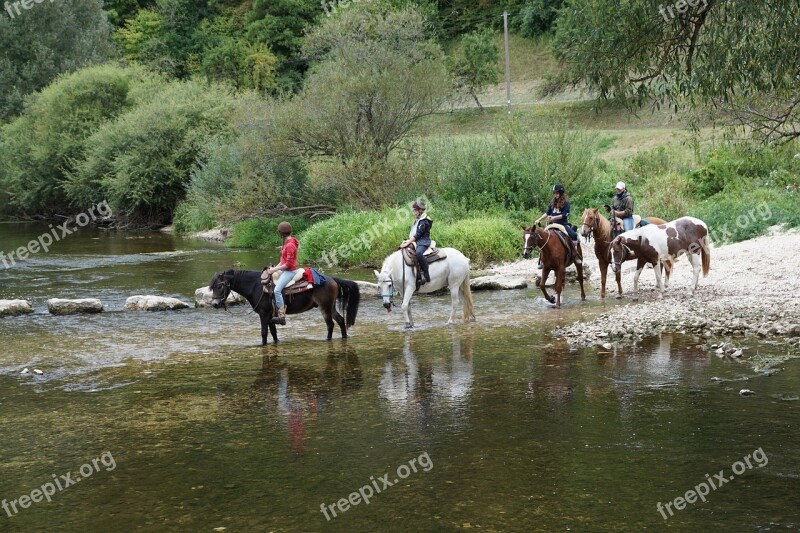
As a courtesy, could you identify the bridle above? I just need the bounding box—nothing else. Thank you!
[611,242,632,271]
[211,276,232,312]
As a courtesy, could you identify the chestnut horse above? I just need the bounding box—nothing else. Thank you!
[521,224,585,308]
[580,208,667,298]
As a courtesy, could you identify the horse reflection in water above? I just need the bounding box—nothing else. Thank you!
[215,343,362,454]
[379,330,474,429]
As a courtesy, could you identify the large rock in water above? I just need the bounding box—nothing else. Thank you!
[354,280,379,296]
[125,295,190,311]
[194,287,247,307]
[0,299,34,316]
[470,275,528,291]
[47,298,103,315]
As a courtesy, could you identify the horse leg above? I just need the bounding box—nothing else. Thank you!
[269,322,278,343]
[654,260,664,299]
[577,259,586,301]
[319,306,335,340]
[260,313,270,345]
[401,290,414,328]
[599,260,608,298]
[332,307,347,338]
[632,263,644,301]
[689,252,701,294]
[615,268,623,299]
[540,267,555,304]
[555,267,565,308]
[447,283,460,325]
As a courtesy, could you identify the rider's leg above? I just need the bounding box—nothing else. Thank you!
[566,225,582,265]
[623,217,634,231]
[416,244,430,283]
[273,269,298,323]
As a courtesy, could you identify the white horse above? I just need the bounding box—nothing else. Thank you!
[374,247,476,328]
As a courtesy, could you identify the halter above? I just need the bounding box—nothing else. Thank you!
[532,227,551,251]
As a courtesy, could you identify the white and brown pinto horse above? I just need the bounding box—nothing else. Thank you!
[610,216,711,300]
[580,208,667,298]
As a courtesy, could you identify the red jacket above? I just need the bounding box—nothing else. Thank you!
[280,237,299,270]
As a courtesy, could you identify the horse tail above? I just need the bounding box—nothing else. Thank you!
[701,240,711,277]
[461,271,476,321]
[333,278,360,327]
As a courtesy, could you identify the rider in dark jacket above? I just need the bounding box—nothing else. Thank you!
[401,199,433,284]
[535,184,582,265]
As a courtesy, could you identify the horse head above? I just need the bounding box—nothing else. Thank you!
[209,271,232,309]
[610,237,629,273]
[520,225,537,259]
[581,208,601,238]
[374,269,395,312]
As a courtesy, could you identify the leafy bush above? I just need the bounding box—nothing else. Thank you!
[0,64,156,214]
[298,205,521,268]
[426,126,599,214]
[227,216,314,249]
[692,189,800,243]
[689,144,800,198]
[174,96,312,231]
[67,80,238,224]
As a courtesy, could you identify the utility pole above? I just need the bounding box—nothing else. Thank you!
[503,11,511,114]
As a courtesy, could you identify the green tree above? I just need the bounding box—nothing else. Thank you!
[450,29,501,110]
[514,0,563,37]
[553,0,800,144]
[67,80,238,224]
[245,0,321,92]
[0,65,157,214]
[0,0,114,122]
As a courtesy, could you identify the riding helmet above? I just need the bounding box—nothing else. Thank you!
[552,184,565,194]
[277,221,293,235]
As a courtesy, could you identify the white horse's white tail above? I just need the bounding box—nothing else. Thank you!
[461,271,475,321]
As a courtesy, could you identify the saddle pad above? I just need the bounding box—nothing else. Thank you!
[262,280,313,296]
[544,223,569,236]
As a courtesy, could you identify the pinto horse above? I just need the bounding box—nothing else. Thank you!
[209,269,360,344]
[610,216,711,301]
[521,224,585,308]
[580,208,667,298]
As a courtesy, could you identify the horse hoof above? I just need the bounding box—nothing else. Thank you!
[548,296,556,304]
[615,295,622,300]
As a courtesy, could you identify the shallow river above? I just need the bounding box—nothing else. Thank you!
[0,223,798,531]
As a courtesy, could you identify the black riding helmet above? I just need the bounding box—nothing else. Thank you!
[552,184,565,193]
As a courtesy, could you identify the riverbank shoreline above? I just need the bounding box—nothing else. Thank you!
[486,227,800,350]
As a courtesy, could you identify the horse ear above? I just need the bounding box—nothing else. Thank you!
[373,269,380,279]
[520,225,527,230]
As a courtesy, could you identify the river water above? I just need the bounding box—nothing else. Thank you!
[1,222,798,531]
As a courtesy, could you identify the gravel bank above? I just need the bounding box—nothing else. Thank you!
[489,227,800,348]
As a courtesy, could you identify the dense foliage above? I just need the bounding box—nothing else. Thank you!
[0,0,114,122]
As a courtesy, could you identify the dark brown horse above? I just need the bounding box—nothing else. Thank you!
[521,224,585,308]
[209,270,360,344]
[579,208,667,298]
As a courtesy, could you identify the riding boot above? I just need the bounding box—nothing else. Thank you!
[571,240,582,265]
[418,256,430,284]
[275,305,287,325]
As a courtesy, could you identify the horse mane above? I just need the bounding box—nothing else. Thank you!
[591,209,613,242]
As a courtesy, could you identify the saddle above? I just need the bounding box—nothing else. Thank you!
[402,241,447,266]
[611,215,650,237]
[260,268,314,296]
[544,224,579,266]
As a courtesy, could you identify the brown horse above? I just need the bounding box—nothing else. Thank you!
[521,224,586,308]
[579,208,667,298]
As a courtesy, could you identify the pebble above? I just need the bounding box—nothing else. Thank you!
[33,369,43,375]
[739,389,755,396]
[20,367,29,374]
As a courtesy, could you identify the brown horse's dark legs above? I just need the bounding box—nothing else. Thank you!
[332,309,347,338]
[269,322,278,343]
[540,268,555,304]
